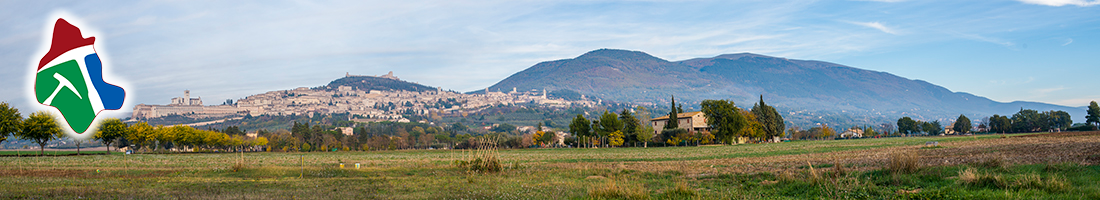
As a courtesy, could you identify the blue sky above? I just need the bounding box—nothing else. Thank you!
[1,0,1098,117]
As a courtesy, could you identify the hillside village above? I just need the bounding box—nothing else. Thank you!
[132,72,598,123]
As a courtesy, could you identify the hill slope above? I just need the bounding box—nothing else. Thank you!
[484,49,1085,126]
[327,75,438,92]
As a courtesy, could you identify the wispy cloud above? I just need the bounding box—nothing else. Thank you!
[952,32,1015,47]
[1018,0,1100,6]
[1031,86,1065,97]
[848,21,899,35]
[1063,38,1074,46]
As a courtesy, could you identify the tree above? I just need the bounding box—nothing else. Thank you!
[535,122,543,133]
[700,99,746,144]
[634,106,656,148]
[0,102,22,144]
[897,117,919,135]
[599,110,622,138]
[665,95,679,129]
[95,118,127,153]
[751,95,786,140]
[569,114,591,147]
[953,115,972,134]
[490,123,516,134]
[922,121,942,135]
[989,114,1012,133]
[153,125,178,152]
[1045,110,1072,131]
[818,124,836,139]
[864,126,877,137]
[1088,101,1100,129]
[608,130,624,147]
[19,111,61,156]
[619,109,639,144]
[126,122,155,152]
[740,110,765,140]
[1012,109,1041,132]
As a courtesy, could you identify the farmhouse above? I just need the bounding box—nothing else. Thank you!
[650,111,709,135]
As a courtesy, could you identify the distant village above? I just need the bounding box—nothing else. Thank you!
[131,72,599,123]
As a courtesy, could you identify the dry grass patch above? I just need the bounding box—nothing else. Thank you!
[588,179,648,200]
[887,150,920,174]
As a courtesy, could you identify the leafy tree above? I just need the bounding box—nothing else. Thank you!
[18,111,61,156]
[1011,109,1041,132]
[989,115,1012,133]
[126,122,155,152]
[153,125,178,152]
[922,121,942,135]
[633,106,656,148]
[599,110,622,137]
[896,117,919,135]
[740,110,765,140]
[818,124,836,139]
[619,109,639,144]
[700,99,745,144]
[0,102,22,144]
[1044,110,1072,131]
[751,95,786,140]
[1088,101,1100,128]
[608,130,624,147]
[665,95,679,129]
[95,118,127,153]
[568,114,591,147]
[864,126,877,137]
[490,123,516,134]
[223,126,245,136]
[953,115,972,134]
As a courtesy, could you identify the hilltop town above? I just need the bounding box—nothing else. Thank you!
[131,72,598,123]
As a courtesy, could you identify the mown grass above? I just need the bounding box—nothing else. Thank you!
[0,133,1097,199]
[0,150,119,156]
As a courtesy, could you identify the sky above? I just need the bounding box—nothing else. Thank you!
[1,0,1098,118]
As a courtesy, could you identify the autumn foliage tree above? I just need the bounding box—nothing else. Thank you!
[19,111,61,156]
[95,118,127,152]
[0,102,22,144]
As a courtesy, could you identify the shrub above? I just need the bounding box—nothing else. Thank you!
[887,151,920,174]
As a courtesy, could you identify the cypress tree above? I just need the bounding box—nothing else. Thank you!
[666,95,679,129]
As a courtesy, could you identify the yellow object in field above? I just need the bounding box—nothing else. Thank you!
[355,163,361,169]
[340,163,344,168]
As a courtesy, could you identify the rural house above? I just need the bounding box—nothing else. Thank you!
[650,111,710,135]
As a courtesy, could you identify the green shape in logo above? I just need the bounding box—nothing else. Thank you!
[35,60,96,133]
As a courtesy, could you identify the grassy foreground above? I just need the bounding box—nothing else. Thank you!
[1,133,1098,199]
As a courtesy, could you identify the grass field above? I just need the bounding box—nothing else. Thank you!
[0,150,119,156]
[1,132,1098,199]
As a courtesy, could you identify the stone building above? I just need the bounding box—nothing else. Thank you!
[650,111,709,135]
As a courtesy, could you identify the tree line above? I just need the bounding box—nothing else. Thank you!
[567,95,787,147]
[0,102,267,155]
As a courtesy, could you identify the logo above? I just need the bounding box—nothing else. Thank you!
[34,18,126,134]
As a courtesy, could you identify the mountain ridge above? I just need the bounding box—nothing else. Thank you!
[480,49,1086,126]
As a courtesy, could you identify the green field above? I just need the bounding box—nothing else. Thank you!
[1,132,1098,199]
[0,150,118,156]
